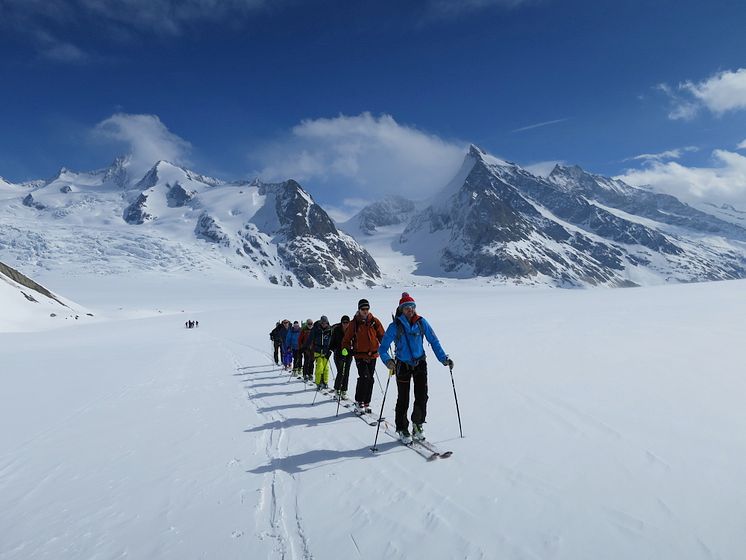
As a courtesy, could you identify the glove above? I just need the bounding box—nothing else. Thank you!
[341,348,349,357]
[386,360,395,370]
[443,358,454,368]
[324,350,331,359]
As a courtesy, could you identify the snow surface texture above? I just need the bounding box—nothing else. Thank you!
[2,272,745,559]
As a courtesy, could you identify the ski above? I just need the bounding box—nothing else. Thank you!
[383,428,438,460]
[412,438,453,459]
[382,427,451,460]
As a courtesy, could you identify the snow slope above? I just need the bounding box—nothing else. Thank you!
[0,260,90,333]
[2,273,745,559]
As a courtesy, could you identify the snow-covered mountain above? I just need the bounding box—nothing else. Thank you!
[341,195,416,236]
[5,148,746,289]
[0,159,380,288]
[0,260,87,331]
[350,145,746,287]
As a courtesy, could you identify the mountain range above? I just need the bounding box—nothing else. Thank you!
[1,158,379,288]
[2,146,746,288]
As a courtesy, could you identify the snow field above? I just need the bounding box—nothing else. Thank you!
[2,275,746,559]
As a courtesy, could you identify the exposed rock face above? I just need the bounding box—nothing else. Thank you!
[195,213,230,246]
[0,260,67,307]
[396,145,746,286]
[252,180,380,287]
[123,193,152,225]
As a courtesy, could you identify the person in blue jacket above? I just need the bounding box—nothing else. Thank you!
[379,292,453,444]
[285,321,302,376]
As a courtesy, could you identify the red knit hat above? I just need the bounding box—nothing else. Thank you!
[399,292,416,308]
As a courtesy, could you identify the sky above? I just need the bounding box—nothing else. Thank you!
[1,0,746,216]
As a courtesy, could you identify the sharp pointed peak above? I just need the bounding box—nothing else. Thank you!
[468,144,487,159]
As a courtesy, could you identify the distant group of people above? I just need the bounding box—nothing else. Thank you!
[269,293,454,444]
[185,320,199,328]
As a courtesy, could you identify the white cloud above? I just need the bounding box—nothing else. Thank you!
[255,113,466,204]
[525,160,564,177]
[658,68,746,120]
[94,113,192,180]
[737,139,746,151]
[625,146,698,163]
[617,149,746,207]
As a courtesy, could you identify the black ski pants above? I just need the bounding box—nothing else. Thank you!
[303,348,314,379]
[333,351,353,392]
[353,358,377,405]
[292,349,303,371]
[394,360,428,433]
[273,341,282,364]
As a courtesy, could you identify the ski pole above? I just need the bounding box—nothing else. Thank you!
[371,363,395,452]
[449,364,463,438]
[373,365,384,395]
[329,359,343,417]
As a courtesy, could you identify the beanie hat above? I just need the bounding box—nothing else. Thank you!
[320,315,329,323]
[293,320,299,326]
[357,298,370,309]
[399,292,416,308]
[341,314,350,322]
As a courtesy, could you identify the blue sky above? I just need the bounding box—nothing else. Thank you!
[1,0,746,214]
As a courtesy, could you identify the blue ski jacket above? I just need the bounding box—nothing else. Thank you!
[285,326,301,351]
[379,314,448,367]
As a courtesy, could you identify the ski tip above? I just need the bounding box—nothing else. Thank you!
[438,451,453,459]
[426,453,438,461]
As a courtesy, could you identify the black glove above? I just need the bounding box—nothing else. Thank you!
[324,350,332,359]
[443,358,454,368]
[385,359,395,370]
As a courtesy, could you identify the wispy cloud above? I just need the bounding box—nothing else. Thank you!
[254,112,466,205]
[427,0,538,17]
[617,148,746,207]
[511,118,569,133]
[33,29,89,63]
[94,113,192,180]
[525,160,564,177]
[657,68,746,121]
[738,139,746,151]
[1,0,271,61]
[624,146,698,163]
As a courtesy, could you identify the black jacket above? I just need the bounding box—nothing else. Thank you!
[310,323,333,355]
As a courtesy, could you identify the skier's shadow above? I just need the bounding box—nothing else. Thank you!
[247,389,311,399]
[256,401,336,413]
[244,413,352,433]
[248,442,400,474]
[233,369,278,376]
[249,380,297,389]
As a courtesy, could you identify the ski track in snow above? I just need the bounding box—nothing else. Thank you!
[219,338,312,560]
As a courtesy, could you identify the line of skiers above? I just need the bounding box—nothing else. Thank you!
[185,320,199,328]
[268,293,454,444]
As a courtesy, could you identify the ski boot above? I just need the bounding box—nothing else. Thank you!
[412,424,425,441]
[397,429,412,444]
